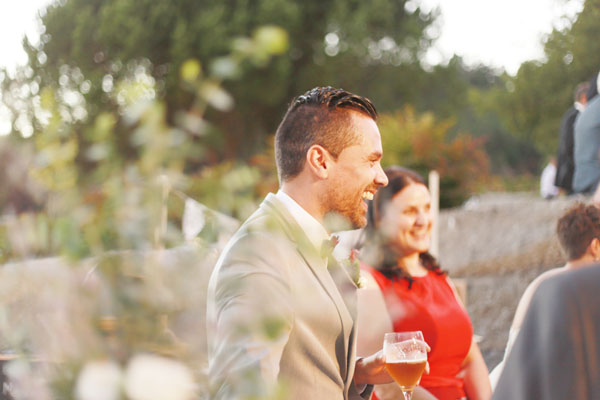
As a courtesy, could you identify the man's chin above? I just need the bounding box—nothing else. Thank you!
[349,213,367,230]
[323,209,366,231]
[324,211,353,232]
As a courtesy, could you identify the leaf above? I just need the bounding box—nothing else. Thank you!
[180,59,202,83]
[40,87,56,111]
[253,26,289,56]
[210,57,240,80]
[199,82,234,112]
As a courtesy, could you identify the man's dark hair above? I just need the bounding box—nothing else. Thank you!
[574,81,590,103]
[274,86,377,182]
[556,203,600,260]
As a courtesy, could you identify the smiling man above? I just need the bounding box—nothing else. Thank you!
[207,86,390,399]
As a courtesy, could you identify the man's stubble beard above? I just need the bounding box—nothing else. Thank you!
[322,183,366,230]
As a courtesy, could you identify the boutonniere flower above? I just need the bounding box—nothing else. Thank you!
[321,235,340,258]
[341,248,365,288]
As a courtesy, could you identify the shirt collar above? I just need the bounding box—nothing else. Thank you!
[275,189,329,253]
[575,101,585,113]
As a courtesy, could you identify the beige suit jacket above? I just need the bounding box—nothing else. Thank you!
[207,193,370,399]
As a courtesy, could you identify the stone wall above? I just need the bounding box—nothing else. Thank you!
[438,192,589,368]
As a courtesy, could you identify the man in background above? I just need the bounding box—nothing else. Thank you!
[573,73,600,194]
[207,86,392,399]
[554,81,589,194]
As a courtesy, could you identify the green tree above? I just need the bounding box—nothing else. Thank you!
[0,30,288,398]
[497,0,600,157]
[378,106,490,207]
[455,66,542,176]
[4,0,437,167]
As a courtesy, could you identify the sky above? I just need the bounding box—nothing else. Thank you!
[0,0,586,76]
[0,0,53,73]
[420,0,584,74]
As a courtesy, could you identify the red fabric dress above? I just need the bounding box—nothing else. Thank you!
[362,264,473,400]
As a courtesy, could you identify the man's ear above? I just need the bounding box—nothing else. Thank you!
[306,144,332,179]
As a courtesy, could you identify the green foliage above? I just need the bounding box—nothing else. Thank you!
[496,0,600,156]
[188,161,263,221]
[2,0,436,163]
[456,85,542,176]
[0,25,292,399]
[1,0,561,198]
[0,23,289,260]
[378,106,491,207]
[2,0,536,197]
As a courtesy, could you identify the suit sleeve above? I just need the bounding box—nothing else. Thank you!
[207,231,295,399]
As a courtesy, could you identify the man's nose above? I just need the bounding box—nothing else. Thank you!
[375,163,388,187]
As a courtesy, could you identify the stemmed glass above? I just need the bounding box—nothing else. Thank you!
[383,331,428,400]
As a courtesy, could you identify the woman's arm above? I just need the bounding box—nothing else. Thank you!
[443,276,490,399]
[356,269,393,356]
[460,340,491,400]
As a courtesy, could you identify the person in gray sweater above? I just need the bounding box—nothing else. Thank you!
[573,73,600,193]
[493,264,600,400]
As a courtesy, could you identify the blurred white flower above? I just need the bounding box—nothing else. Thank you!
[182,197,206,241]
[124,354,195,400]
[75,360,122,400]
[357,276,368,289]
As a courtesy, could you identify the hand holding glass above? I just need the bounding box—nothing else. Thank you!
[383,331,428,400]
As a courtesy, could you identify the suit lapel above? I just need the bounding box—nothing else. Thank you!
[260,194,355,381]
[327,255,358,319]
[327,254,359,389]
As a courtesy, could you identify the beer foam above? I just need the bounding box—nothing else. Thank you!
[387,358,426,364]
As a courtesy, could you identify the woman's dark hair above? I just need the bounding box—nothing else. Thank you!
[556,203,600,260]
[363,166,445,288]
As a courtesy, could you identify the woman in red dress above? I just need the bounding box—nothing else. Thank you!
[356,166,491,400]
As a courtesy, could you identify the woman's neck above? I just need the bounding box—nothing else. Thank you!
[396,252,428,277]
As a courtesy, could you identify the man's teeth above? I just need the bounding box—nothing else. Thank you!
[362,192,374,200]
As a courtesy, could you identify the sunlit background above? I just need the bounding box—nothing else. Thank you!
[0,0,596,398]
[0,0,585,74]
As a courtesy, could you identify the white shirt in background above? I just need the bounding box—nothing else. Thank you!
[540,162,559,199]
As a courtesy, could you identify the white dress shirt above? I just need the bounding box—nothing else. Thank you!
[275,190,330,255]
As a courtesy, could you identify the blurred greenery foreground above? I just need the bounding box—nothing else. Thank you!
[0,0,501,395]
[4,0,600,395]
[0,27,288,400]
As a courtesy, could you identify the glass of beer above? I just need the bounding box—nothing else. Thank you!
[383,331,427,400]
